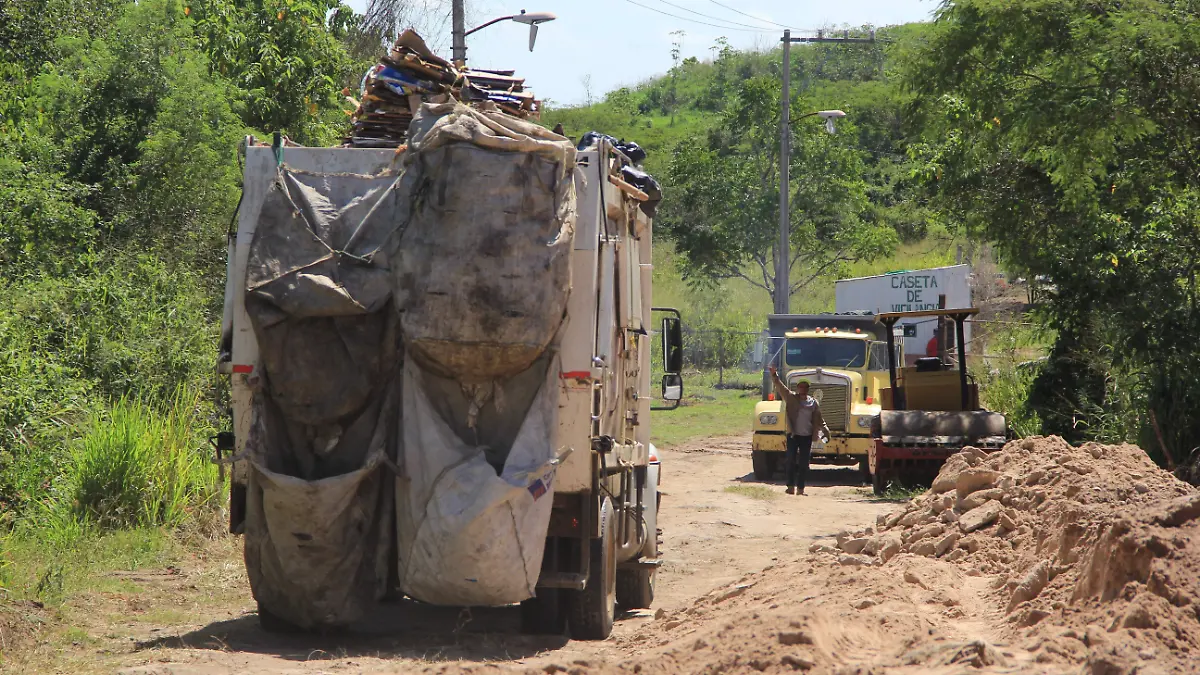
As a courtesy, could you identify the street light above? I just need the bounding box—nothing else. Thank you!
[452,7,557,64]
[776,26,869,315]
[794,109,846,134]
[776,109,846,315]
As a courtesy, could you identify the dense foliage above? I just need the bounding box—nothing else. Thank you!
[908,0,1200,467]
[546,27,931,304]
[0,0,362,525]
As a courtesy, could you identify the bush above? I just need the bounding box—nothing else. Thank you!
[974,318,1050,439]
[0,254,221,522]
[66,392,218,530]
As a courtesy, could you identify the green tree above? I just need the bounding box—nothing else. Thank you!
[189,0,358,144]
[29,0,249,253]
[0,0,254,518]
[660,75,896,304]
[907,0,1200,467]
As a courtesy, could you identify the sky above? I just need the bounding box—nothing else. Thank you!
[344,0,939,106]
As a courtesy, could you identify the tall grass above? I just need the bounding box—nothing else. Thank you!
[63,390,219,531]
[977,362,1043,438]
[975,320,1052,438]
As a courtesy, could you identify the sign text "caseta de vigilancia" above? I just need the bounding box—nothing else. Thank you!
[889,274,940,312]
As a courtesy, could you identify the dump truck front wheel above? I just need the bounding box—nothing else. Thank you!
[752,450,779,481]
[567,498,616,640]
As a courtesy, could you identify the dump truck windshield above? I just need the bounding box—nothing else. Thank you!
[785,338,867,368]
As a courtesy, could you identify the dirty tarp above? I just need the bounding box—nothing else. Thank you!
[242,163,405,629]
[394,356,564,606]
[393,102,577,381]
[390,102,576,607]
[241,385,396,629]
[243,102,578,626]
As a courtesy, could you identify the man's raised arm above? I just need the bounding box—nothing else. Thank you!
[768,366,794,404]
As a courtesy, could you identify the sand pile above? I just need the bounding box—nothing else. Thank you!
[421,437,1198,675]
[825,436,1200,673]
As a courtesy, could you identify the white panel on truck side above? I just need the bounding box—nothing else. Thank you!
[554,152,603,494]
[637,208,653,451]
[626,234,642,330]
[834,264,973,361]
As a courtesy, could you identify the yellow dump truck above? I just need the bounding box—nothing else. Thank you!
[751,313,901,480]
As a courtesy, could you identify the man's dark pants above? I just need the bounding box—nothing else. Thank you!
[785,434,814,490]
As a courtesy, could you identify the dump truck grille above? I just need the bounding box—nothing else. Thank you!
[811,384,848,430]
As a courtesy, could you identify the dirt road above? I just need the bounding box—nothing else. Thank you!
[21,434,1197,674]
[102,435,888,674]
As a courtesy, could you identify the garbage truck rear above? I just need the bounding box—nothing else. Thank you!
[215,105,682,640]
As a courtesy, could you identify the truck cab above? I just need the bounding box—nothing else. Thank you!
[750,314,900,480]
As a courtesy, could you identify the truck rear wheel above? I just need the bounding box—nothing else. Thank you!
[616,510,656,610]
[567,498,616,640]
[616,563,655,610]
[752,450,779,481]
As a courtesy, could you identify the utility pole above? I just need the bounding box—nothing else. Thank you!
[776,29,875,315]
[776,29,791,315]
[452,0,467,64]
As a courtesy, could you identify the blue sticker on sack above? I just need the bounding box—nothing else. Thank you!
[526,468,557,501]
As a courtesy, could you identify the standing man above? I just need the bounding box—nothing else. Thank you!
[768,365,831,495]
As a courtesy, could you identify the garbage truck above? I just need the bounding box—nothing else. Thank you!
[215,103,683,640]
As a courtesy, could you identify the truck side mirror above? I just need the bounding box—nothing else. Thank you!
[662,373,683,401]
[662,316,683,373]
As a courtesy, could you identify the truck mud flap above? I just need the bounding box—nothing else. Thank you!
[536,572,588,590]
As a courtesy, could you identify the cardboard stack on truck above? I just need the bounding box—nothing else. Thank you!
[214,32,682,639]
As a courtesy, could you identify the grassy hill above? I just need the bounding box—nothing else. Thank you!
[650,235,961,326]
[543,23,962,330]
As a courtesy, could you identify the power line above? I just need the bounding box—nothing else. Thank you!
[620,0,776,33]
[705,0,792,29]
[652,0,790,31]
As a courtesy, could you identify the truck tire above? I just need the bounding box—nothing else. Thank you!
[616,563,655,610]
[752,450,778,481]
[616,509,656,610]
[567,498,616,640]
[520,588,565,635]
